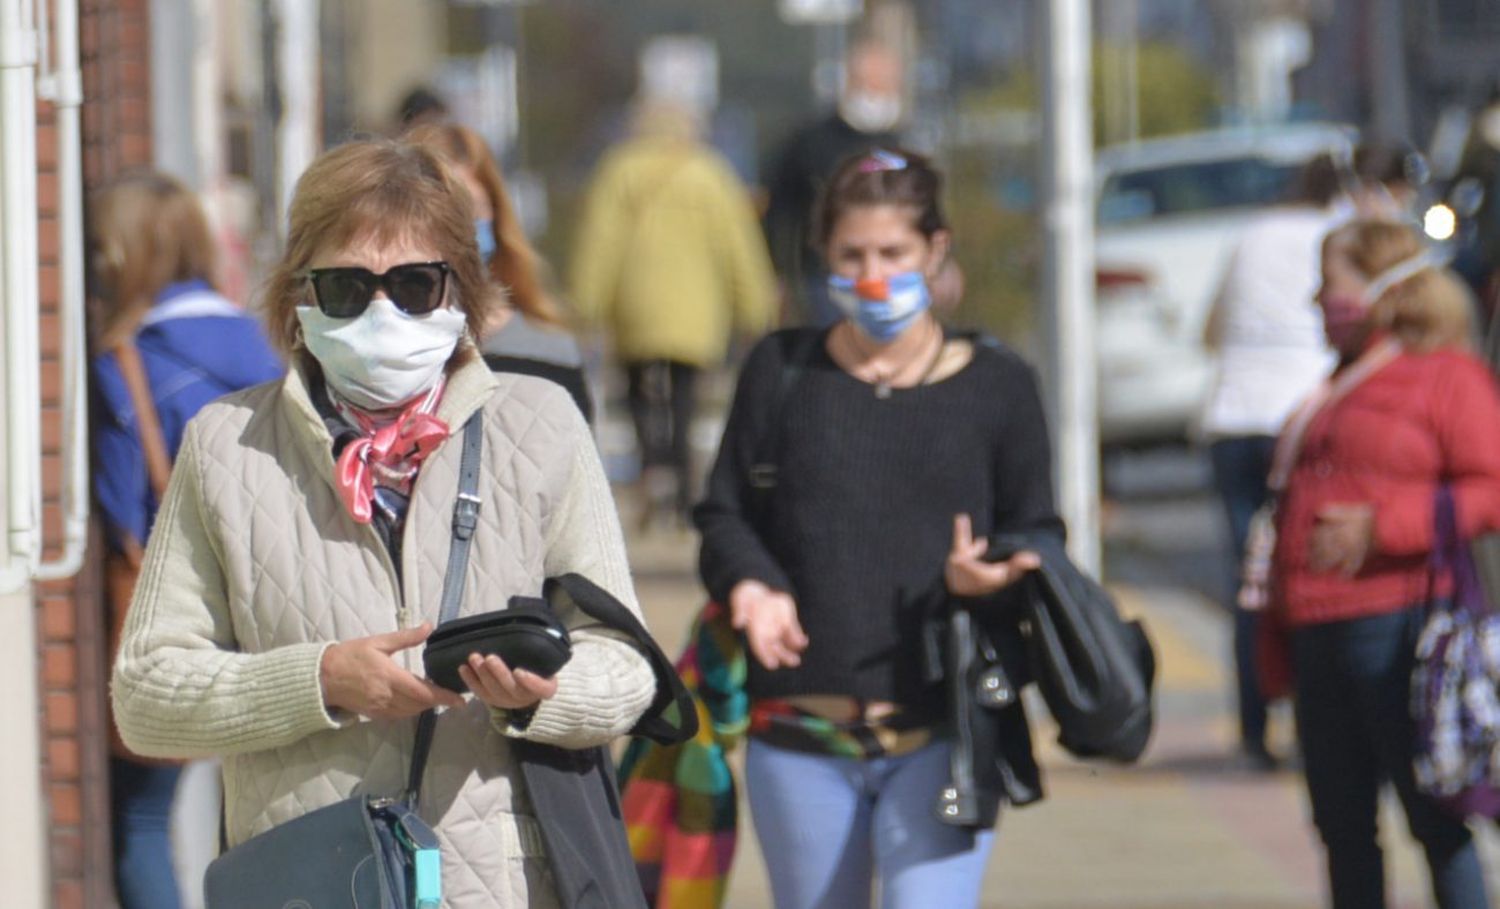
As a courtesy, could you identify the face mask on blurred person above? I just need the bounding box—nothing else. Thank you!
[1322,249,1444,352]
[475,219,497,265]
[828,270,932,343]
[298,298,467,409]
[1320,293,1370,351]
[839,92,902,134]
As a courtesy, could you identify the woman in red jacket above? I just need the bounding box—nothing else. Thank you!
[1271,219,1500,908]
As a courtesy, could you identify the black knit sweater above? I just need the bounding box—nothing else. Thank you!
[696,328,1064,715]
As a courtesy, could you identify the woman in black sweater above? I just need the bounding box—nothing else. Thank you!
[695,149,1064,909]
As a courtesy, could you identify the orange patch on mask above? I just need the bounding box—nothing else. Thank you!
[854,278,889,300]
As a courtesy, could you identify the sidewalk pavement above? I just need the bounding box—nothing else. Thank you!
[624,524,1500,909]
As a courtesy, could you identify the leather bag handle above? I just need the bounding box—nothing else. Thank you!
[114,340,173,501]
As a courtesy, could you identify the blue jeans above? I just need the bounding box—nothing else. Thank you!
[1209,435,1277,751]
[110,757,183,909]
[745,738,995,909]
[1292,609,1490,909]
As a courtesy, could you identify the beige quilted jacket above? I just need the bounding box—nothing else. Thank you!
[111,352,656,908]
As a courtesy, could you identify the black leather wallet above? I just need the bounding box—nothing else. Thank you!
[423,596,572,692]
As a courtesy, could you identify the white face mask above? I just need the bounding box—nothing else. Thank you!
[839,91,902,134]
[297,298,467,409]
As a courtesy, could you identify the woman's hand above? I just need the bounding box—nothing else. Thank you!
[1309,503,1375,576]
[320,623,464,720]
[946,513,1040,597]
[457,653,560,711]
[729,579,809,670]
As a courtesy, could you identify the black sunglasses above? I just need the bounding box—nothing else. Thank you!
[304,261,451,319]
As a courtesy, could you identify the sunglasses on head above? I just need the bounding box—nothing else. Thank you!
[304,261,451,319]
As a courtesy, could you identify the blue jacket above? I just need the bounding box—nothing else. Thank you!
[93,280,283,550]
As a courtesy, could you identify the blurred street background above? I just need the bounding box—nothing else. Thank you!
[5,0,1500,906]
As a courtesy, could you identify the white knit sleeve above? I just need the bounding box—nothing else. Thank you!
[111,421,343,759]
[494,408,656,748]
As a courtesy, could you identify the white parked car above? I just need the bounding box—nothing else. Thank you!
[1093,124,1354,445]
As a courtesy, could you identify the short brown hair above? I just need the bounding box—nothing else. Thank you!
[1324,219,1474,352]
[89,171,217,350]
[815,147,946,249]
[261,138,501,356]
[402,123,563,327]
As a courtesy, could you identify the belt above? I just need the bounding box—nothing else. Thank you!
[748,696,934,760]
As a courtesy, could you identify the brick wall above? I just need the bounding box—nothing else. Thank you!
[37,1,153,907]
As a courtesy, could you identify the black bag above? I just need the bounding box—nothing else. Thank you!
[424,595,572,690]
[204,413,484,909]
[205,797,439,909]
[997,534,1157,763]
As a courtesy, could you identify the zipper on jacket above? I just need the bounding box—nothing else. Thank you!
[305,376,411,635]
[358,508,407,632]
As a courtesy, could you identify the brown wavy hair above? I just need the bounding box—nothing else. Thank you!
[90,171,218,350]
[261,138,500,358]
[1324,220,1474,352]
[402,123,563,328]
[815,147,947,249]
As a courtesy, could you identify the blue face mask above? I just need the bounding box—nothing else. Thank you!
[475,219,497,265]
[827,271,933,343]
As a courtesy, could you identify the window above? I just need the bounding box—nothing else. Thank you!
[1097,156,1305,225]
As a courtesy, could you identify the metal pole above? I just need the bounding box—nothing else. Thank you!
[34,0,88,581]
[1,0,42,586]
[1123,0,1138,144]
[1038,0,1100,574]
[273,0,319,218]
[0,0,51,901]
[1101,3,1120,144]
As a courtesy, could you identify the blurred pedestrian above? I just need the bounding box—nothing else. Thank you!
[405,122,593,421]
[571,99,776,529]
[1262,219,1500,909]
[90,171,282,909]
[1346,140,1425,221]
[696,149,1062,909]
[395,84,450,132]
[763,39,906,326]
[1199,153,1340,770]
[111,139,659,908]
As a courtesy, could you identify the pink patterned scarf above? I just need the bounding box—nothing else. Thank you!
[330,380,450,524]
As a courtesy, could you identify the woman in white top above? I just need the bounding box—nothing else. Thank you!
[1199,153,1339,769]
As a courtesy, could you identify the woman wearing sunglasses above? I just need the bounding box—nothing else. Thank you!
[110,138,657,908]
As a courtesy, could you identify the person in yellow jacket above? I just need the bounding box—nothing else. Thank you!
[571,99,776,529]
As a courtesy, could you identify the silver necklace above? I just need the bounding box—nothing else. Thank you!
[848,322,945,399]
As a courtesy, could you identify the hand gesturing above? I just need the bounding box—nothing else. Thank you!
[945,513,1039,598]
[729,579,809,670]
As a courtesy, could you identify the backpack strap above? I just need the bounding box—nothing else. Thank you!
[745,329,822,518]
[114,341,173,501]
[543,573,699,745]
